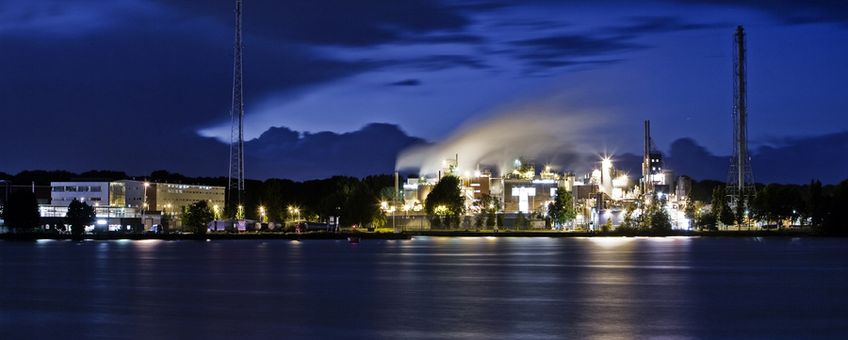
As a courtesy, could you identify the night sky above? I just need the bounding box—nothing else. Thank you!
[2,1,847,182]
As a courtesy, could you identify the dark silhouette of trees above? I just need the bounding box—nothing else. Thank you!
[183,201,214,235]
[342,184,382,228]
[710,187,734,227]
[66,199,95,240]
[2,190,40,232]
[425,176,464,227]
[822,180,848,234]
[806,180,825,227]
[752,184,803,227]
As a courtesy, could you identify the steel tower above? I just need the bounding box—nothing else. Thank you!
[228,0,245,211]
[727,25,755,209]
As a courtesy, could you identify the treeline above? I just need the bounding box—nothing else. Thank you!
[1,169,398,228]
[694,180,848,234]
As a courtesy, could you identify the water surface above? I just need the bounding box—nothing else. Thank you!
[2,237,847,339]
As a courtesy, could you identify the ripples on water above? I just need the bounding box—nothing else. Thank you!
[2,237,847,339]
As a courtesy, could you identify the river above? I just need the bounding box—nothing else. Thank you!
[2,237,847,339]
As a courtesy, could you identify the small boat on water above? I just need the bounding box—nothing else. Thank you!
[347,236,360,244]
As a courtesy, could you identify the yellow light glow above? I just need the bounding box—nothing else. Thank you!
[585,237,634,249]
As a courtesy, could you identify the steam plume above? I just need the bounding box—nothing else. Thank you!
[396,97,610,176]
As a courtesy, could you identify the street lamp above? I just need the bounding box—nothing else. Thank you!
[259,206,267,223]
[141,181,150,219]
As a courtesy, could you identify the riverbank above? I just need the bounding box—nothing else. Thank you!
[1,229,842,241]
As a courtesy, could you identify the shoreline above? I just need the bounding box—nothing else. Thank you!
[1,229,843,241]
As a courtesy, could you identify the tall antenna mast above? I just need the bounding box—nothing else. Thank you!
[228,0,245,212]
[727,25,754,211]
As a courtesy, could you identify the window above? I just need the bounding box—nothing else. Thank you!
[66,186,77,192]
[52,186,65,192]
[90,186,102,192]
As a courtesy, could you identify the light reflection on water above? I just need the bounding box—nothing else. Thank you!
[2,237,847,339]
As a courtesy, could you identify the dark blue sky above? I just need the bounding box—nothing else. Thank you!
[1,0,846,181]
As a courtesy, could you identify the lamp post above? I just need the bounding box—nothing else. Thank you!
[141,182,150,228]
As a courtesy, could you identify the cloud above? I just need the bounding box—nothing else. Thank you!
[0,0,161,36]
[403,34,487,44]
[388,79,422,86]
[508,33,645,72]
[244,123,426,180]
[0,9,379,174]
[155,0,473,47]
[671,0,848,26]
[605,16,723,35]
[612,133,848,184]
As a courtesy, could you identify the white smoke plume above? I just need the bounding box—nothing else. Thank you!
[396,95,612,176]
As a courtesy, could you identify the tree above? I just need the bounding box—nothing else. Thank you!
[711,187,734,227]
[807,180,825,227]
[822,180,848,235]
[478,194,500,228]
[342,184,383,228]
[424,176,464,228]
[696,209,717,230]
[640,194,671,232]
[734,194,747,228]
[66,199,95,240]
[547,188,575,228]
[514,211,528,229]
[649,207,672,232]
[751,184,801,227]
[684,197,697,230]
[619,203,638,230]
[183,201,214,235]
[2,190,40,232]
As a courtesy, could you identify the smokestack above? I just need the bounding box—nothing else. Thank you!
[394,171,399,207]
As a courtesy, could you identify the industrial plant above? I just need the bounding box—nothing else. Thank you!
[395,118,692,231]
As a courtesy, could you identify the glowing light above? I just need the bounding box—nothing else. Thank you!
[612,175,629,187]
[585,237,634,249]
[96,219,107,226]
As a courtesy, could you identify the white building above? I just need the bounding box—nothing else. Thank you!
[50,181,126,207]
